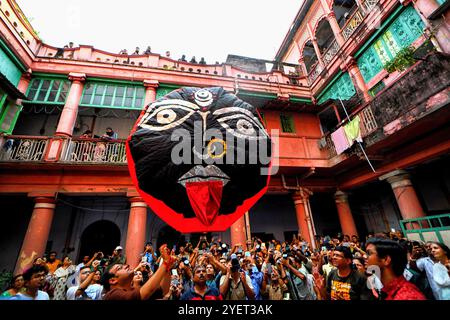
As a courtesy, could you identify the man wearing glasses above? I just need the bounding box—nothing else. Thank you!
[66,260,103,300]
[10,265,49,300]
[317,246,371,300]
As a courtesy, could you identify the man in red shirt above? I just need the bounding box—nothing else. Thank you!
[103,244,175,300]
[366,238,426,300]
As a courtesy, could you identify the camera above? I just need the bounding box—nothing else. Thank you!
[183,259,190,266]
[231,254,240,272]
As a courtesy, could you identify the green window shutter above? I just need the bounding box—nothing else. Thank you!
[0,46,22,86]
[436,0,445,5]
[81,83,94,104]
[0,101,22,134]
[356,5,424,83]
[25,77,71,104]
[318,72,356,104]
[389,6,424,49]
[113,86,125,107]
[134,87,145,108]
[80,81,145,109]
[358,46,384,83]
[369,81,386,97]
[280,113,295,133]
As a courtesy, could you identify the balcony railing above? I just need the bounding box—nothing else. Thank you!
[307,62,324,84]
[61,138,127,164]
[363,0,379,13]
[0,136,48,162]
[342,6,366,40]
[342,0,379,41]
[323,52,450,160]
[323,104,378,158]
[322,40,340,66]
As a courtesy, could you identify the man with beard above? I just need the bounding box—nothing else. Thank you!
[103,245,175,300]
[46,251,61,274]
[181,265,222,300]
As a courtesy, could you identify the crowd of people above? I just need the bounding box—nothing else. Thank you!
[1,232,449,301]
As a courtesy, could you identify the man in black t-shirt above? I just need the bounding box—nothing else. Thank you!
[318,246,372,300]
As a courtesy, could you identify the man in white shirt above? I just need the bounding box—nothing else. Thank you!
[66,261,103,300]
[10,265,49,300]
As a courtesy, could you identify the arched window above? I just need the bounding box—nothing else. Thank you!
[315,19,336,55]
[302,40,318,73]
[332,0,358,28]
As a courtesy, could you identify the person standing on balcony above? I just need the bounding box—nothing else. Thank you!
[80,130,93,138]
[101,127,118,140]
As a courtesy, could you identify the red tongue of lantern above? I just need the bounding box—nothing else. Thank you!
[185,180,223,226]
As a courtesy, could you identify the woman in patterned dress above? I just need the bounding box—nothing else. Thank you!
[51,256,76,300]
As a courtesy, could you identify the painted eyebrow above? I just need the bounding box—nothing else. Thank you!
[212,107,255,118]
[146,99,199,114]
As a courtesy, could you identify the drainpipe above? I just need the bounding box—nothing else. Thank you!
[281,172,317,249]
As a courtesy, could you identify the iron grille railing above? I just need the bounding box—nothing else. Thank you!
[322,40,340,66]
[307,62,324,84]
[0,136,49,162]
[61,138,127,164]
[342,7,366,40]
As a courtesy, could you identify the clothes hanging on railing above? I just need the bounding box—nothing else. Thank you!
[343,115,362,147]
[330,126,350,155]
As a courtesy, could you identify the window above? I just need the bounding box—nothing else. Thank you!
[280,113,295,133]
[369,81,386,97]
[80,82,145,109]
[0,99,22,134]
[26,78,71,103]
[357,6,425,83]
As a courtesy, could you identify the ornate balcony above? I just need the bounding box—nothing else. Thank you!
[61,138,127,164]
[323,52,450,160]
[0,136,48,162]
[322,40,340,66]
[323,104,378,158]
[342,0,380,41]
[0,136,128,164]
[308,62,324,85]
[342,6,366,40]
[363,0,379,13]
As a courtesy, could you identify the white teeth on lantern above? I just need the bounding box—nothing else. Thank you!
[178,165,230,188]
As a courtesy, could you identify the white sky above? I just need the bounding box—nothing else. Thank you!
[16,0,302,64]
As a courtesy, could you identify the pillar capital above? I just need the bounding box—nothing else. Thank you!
[68,72,86,83]
[340,56,357,71]
[129,197,147,208]
[143,79,159,89]
[379,170,412,189]
[334,190,348,203]
[292,188,313,203]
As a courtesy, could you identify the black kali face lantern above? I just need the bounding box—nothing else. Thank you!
[127,87,272,232]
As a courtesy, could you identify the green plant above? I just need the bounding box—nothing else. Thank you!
[383,46,416,73]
